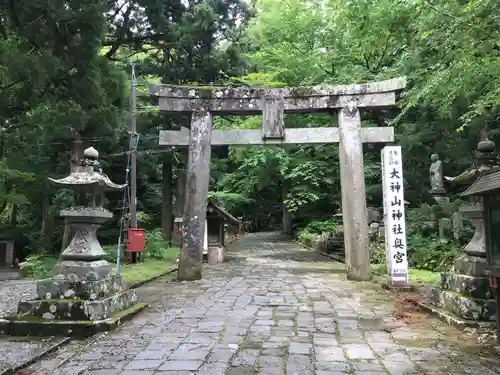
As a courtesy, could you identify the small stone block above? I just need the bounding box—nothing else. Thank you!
[380,282,414,292]
[207,247,224,265]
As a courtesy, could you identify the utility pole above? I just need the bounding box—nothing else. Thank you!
[130,63,138,229]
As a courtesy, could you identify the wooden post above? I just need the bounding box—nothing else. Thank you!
[172,151,187,247]
[219,220,225,247]
[177,110,213,281]
[161,151,173,244]
[338,106,371,281]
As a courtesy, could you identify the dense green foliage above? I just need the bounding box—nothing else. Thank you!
[20,229,179,279]
[0,0,497,275]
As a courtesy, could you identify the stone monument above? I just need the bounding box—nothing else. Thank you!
[424,136,497,322]
[429,153,448,204]
[0,147,147,336]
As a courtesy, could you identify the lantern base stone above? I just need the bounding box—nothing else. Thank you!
[424,284,496,321]
[0,276,146,337]
[52,259,111,281]
[0,302,147,337]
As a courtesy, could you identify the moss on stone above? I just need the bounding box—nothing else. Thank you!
[1,302,148,337]
[289,87,315,97]
[109,302,147,321]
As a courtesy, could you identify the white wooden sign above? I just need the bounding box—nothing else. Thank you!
[381,146,408,285]
[203,219,208,255]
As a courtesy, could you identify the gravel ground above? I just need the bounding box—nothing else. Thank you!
[0,279,36,317]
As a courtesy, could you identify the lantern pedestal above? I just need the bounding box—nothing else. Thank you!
[422,137,499,325]
[424,202,496,322]
[0,207,147,337]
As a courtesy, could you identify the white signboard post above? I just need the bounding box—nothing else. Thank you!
[203,219,208,255]
[381,146,408,286]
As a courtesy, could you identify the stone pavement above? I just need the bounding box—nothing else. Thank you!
[0,336,68,375]
[15,232,500,375]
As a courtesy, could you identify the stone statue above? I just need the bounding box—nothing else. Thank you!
[429,153,445,194]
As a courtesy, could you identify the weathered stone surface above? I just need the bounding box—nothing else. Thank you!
[440,272,491,299]
[339,106,370,281]
[454,253,488,277]
[178,109,213,281]
[10,232,500,375]
[0,302,147,337]
[0,279,36,317]
[0,336,68,374]
[159,127,395,146]
[36,276,125,300]
[16,288,137,321]
[150,78,406,114]
[425,286,496,321]
[52,259,111,281]
[207,246,224,265]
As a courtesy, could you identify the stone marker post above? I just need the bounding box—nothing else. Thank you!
[381,146,409,286]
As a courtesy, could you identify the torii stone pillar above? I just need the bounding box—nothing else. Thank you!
[338,107,369,280]
[150,78,406,281]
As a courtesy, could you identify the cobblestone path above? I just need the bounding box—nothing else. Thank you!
[20,232,500,375]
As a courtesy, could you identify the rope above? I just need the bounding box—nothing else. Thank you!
[114,133,133,279]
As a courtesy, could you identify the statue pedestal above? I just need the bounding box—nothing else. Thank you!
[430,189,449,205]
[424,200,496,322]
[433,195,449,206]
[0,208,147,337]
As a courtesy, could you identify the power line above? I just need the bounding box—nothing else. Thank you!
[36,135,159,146]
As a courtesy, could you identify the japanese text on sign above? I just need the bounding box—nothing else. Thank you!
[381,146,408,285]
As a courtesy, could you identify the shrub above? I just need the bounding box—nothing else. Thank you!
[103,229,179,262]
[103,244,119,263]
[144,229,171,260]
[297,230,318,247]
[302,219,339,235]
[19,254,58,279]
[370,241,386,265]
[408,233,460,272]
[371,233,461,273]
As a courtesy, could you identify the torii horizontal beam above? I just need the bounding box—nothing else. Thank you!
[159,127,394,146]
[149,78,406,115]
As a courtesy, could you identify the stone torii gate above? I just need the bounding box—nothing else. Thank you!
[150,78,406,281]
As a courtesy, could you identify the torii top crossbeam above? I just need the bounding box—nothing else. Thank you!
[148,78,406,115]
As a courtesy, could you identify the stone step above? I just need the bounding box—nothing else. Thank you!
[440,272,491,299]
[424,285,496,321]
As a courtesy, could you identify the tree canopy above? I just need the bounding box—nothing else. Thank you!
[0,0,498,260]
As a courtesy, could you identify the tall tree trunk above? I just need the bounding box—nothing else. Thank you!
[161,151,173,245]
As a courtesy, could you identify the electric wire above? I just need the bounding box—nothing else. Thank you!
[114,132,133,279]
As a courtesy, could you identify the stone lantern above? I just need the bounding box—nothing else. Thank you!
[424,136,497,322]
[0,147,146,336]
